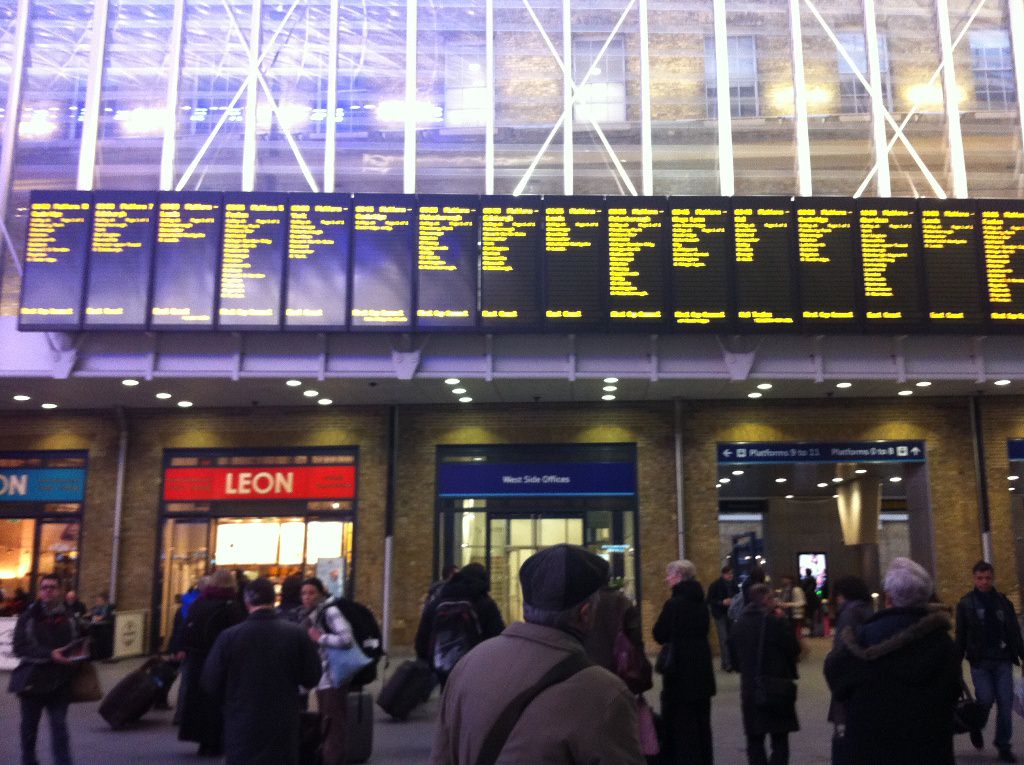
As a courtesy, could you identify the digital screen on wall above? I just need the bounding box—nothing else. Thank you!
[151,191,222,329]
[217,192,287,330]
[415,195,479,329]
[19,190,92,330]
[19,190,1024,334]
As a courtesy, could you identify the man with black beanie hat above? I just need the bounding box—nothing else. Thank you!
[430,544,644,765]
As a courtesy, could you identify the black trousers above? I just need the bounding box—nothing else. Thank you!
[746,732,789,765]
[662,697,713,765]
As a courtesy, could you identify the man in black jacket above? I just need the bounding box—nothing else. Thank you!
[201,577,323,765]
[956,560,1024,762]
[707,564,740,671]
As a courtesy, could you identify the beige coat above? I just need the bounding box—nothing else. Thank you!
[430,621,645,765]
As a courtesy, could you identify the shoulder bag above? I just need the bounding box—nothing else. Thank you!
[753,614,796,714]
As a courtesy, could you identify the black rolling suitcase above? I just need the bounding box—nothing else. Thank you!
[98,668,160,728]
[376,659,433,721]
[346,690,374,763]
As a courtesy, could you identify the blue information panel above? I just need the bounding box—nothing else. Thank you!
[0,468,87,503]
[151,192,222,329]
[18,190,92,330]
[83,191,156,329]
[717,441,926,464]
[285,194,351,330]
[1009,439,1024,461]
[415,195,479,329]
[438,461,637,497]
[218,192,287,330]
[350,194,415,329]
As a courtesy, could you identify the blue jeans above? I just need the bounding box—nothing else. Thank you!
[19,691,72,765]
[971,659,1014,750]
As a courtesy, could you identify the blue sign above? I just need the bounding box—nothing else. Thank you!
[438,461,636,497]
[717,441,926,465]
[1009,440,1024,462]
[0,469,87,502]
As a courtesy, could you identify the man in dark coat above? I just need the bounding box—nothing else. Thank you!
[707,565,740,672]
[955,560,1024,762]
[201,577,322,765]
[824,557,961,765]
[653,559,716,765]
[730,583,800,765]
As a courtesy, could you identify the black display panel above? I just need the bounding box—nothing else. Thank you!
[18,190,92,330]
[480,197,543,328]
[218,193,287,330]
[858,199,924,326]
[415,195,478,329]
[668,198,732,328]
[919,199,984,328]
[980,199,1024,326]
[285,194,351,331]
[151,192,222,329]
[544,197,606,325]
[350,195,415,329]
[83,191,156,330]
[795,200,859,328]
[733,198,796,326]
[607,202,667,324]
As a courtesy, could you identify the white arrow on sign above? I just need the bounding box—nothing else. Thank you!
[722,449,733,458]
[911,447,921,455]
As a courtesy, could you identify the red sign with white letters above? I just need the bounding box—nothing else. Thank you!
[162,465,356,501]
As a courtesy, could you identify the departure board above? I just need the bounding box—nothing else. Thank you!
[859,200,924,326]
[416,196,478,329]
[919,200,984,328]
[980,199,1024,326]
[285,194,350,330]
[733,198,796,326]
[480,197,542,328]
[795,201,859,328]
[350,195,414,329]
[218,193,287,330]
[607,203,667,323]
[83,191,156,330]
[151,192,222,329]
[19,190,92,330]
[544,197,606,324]
[668,199,732,327]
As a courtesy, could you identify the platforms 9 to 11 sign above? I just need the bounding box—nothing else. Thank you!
[17,190,1024,333]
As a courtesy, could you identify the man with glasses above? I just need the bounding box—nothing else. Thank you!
[7,573,80,765]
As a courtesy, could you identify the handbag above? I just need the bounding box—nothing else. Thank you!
[325,642,372,688]
[614,630,653,693]
[954,680,987,734]
[69,661,102,703]
[654,643,675,676]
[636,694,660,756]
[752,614,796,714]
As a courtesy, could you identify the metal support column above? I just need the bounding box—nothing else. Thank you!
[562,0,574,194]
[1010,0,1024,176]
[242,0,263,192]
[381,406,399,653]
[971,396,995,563]
[935,0,968,198]
[108,407,128,603]
[863,0,891,196]
[160,0,187,191]
[0,0,31,276]
[404,0,417,194]
[789,0,812,196]
[713,0,734,196]
[324,0,340,193]
[674,399,687,559]
[485,0,495,195]
[639,0,654,196]
[77,0,112,191]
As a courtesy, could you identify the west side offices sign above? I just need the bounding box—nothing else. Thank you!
[163,465,356,501]
[437,461,636,497]
[717,441,927,464]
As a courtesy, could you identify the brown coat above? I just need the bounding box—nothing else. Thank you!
[430,621,645,765]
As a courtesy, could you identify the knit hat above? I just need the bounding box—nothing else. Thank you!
[519,544,609,611]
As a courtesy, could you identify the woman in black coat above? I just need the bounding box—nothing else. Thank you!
[653,559,716,765]
[729,583,800,765]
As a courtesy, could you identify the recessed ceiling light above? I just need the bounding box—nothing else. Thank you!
[915,381,932,388]
[817,482,829,488]
[756,383,773,391]
[451,388,467,395]
[286,379,302,387]
[719,477,731,484]
[445,378,461,385]
[601,394,616,401]
[832,477,843,483]
[855,468,867,474]
[603,386,617,392]
[40,403,58,410]
[995,379,1012,386]
[12,394,30,401]
[155,392,172,400]
[732,470,744,476]
[1008,475,1019,481]
[331,502,340,509]
[317,398,333,406]
[832,494,839,499]
[459,396,473,403]
[785,494,795,499]
[775,477,787,484]
[748,392,762,399]
[836,382,852,389]
[303,390,319,398]
[177,400,193,408]
[715,484,722,490]
[898,390,913,396]
[121,378,140,387]
[890,476,902,483]
[1012,487,1017,492]
[604,377,619,384]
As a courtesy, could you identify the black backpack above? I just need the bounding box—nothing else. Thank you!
[319,596,384,688]
[429,599,482,678]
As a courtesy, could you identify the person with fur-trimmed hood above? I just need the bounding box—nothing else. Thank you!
[824,557,961,765]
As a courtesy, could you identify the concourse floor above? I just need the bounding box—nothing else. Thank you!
[1,639,1021,764]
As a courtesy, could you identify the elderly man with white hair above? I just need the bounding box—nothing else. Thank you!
[824,557,961,765]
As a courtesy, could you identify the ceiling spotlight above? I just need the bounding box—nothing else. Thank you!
[836,382,852,389]
[121,379,140,387]
[995,379,1012,386]
[915,381,932,388]
[785,494,795,499]
[898,390,913,396]
[444,378,461,385]
[331,502,341,509]
[756,383,773,391]
[832,494,839,499]
[817,482,829,488]
[459,396,473,403]
[13,394,30,401]
[177,400,193,408]
[317,398,333,406]
[748,392,762,399]
[604,377,619,384]
[715,484,722,490]
[303,390,319,398]
[719,477,731,484]
[40,403,58,410]
[601,394,616,401]
[451,388,467,395]
[855,468,867,474]
[890,476,903,483]
[155,392,172,400]
[775,477,787,484]
[603,386,618,392]
[286,379,302,387]
[1011,487,1017,492]
[832,477,843,483]
[1008,475,1019,481]
[732,470,744,476]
